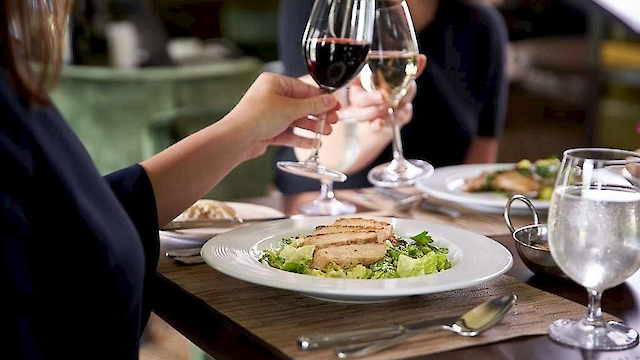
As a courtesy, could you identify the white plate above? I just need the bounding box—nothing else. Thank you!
[160,202,285,242]
[415,164,550,213]
[201,216,513,304]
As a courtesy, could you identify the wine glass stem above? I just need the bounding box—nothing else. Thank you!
[314,179,336,201]
[585,288,605,326]
[304,89,332,166]
[323,179,336,201]
[308,114,325,164]
[312,179,335,203]
[388,106,405,162]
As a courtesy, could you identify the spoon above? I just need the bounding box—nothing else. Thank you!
[334,294,517,358]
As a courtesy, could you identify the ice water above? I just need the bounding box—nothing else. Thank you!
[548,186,640,292]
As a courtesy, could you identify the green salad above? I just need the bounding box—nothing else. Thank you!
[259,231,452,279]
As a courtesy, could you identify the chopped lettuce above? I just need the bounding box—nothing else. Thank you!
[396,252,451,277]
[259,231,452,279]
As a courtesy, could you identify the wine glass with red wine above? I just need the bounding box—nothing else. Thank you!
[360,0,434,187]
[276,0,374,182]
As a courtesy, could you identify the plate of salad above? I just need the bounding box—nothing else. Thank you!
[201,216,513,303]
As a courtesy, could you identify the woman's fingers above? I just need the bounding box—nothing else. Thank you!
[269,130,318,148]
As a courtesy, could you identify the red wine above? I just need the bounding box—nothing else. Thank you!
[305,38,370,91]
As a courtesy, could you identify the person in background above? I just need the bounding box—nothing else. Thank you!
[274,0,510,193]
[1,1,340,358]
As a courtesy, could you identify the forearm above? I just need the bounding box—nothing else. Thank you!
[139,72,339,226]
[463,137,499,164]
[140,117,254,225]
[404,0,438,32]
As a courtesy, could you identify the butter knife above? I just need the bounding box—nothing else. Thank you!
[297,316,459,350]
[160,216,288,231]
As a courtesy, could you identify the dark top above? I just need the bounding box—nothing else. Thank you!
[274,0,509,193]
[0,70,160,358]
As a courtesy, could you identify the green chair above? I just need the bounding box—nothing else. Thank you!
[48,57,263,175]
[144,106,277,201]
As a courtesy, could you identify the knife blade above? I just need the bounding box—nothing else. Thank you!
[419,200,461,218]
[297,316,459,350]
[374,186,460,219]
[160,216,288,231]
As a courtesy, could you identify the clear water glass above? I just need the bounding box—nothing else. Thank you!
[547,147,640,350]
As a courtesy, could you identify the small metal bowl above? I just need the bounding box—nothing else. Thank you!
[504,195,569,280]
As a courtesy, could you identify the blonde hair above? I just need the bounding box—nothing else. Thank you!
[1,0,72,104]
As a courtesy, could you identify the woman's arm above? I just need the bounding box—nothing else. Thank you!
[463,4,509,164]
[140,73,339,225]
[464,137,500,163]
[404,0,439,32]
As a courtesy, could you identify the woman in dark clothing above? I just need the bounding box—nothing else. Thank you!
[1,1,341,358]
[275,0,509,193]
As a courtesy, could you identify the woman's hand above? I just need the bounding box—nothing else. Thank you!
[225,72,340,160]
[341,54,427,131]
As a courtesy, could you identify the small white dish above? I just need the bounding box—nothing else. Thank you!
[160,201,285,242]
[201,216,513,304]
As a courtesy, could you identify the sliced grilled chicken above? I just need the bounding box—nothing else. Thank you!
[311,243,387,270]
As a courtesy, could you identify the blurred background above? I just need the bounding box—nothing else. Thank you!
[56,0,639,180]
[52,2,640,357]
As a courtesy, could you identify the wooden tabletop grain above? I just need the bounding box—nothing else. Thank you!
[152,189,640,360]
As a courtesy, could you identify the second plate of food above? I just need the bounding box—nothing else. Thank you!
[160,199,286,242]
[414,163,552,213]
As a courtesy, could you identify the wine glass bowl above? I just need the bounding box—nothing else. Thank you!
[360,0,434,187]
[547,147,640,350]
[276,0,374,182]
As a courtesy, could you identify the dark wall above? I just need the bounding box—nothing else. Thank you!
[499,0,587,41]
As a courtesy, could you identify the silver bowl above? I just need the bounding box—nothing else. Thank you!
[504,195,569,280]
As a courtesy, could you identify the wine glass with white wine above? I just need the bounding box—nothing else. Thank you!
[547,148,640,350]
[360,0,434,187]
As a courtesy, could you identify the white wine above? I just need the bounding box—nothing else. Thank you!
[548,186,640,292]
[360,51,419,106]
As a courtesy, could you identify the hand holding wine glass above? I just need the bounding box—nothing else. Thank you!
[276,0,374,183]
[360,0,433,187]
[547,148,640,350]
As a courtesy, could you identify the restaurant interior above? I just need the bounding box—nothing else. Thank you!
[53,1,640,359]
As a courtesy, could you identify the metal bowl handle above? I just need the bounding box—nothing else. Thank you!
[504,194,540,234]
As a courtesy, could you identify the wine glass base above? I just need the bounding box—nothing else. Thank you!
[277,161,347,183]
[367,159,434,187]
[548,318,639,350]
[299,198,357,216]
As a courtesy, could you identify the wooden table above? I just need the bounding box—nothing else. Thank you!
[152,188,640,360]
